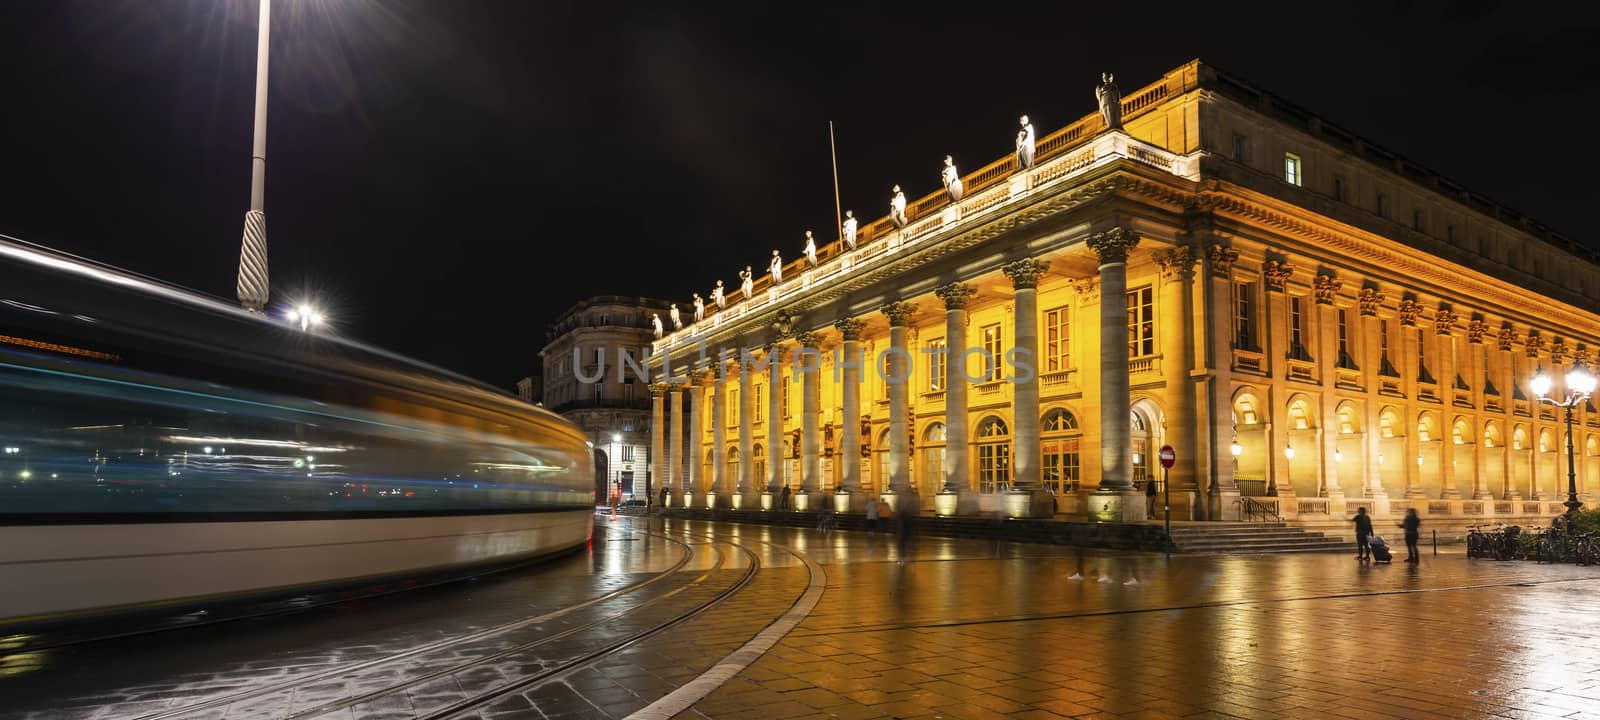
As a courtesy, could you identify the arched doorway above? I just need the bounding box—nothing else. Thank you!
[1285,396,1317,497]
[1129,401,1165,492]
[1539,429,1557,499]
[1484,422,1505,499]
[1233,391,1268,496]
[1512,426,1531,499]
[875,429,892,494]
[753,444,766,489]
[1587,435,1600,499]
[593,448,609,506]
[1451,416,1473,499]
[976,416,1010,493]
[726,446,740,490]
[702,449,714,495]
[1378,407,1405,497]
[921,422,947,497]
[1334,402,1363,497]
[1416,412,1441,498]
[1041,409,1081,494]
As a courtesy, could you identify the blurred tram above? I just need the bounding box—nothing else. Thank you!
[0,235,594,627]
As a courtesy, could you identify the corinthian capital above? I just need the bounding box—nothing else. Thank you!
[1206,244,1239,277]
[1087,227,1139,265]
[934,282,977,310]
[834,317,865,341]
[1152,245,1198,279]
[1001,259,1051,289]
[880,301,915,327]
[1262,260,1293,293]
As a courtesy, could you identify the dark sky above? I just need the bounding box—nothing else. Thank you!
[2,1,1597,389]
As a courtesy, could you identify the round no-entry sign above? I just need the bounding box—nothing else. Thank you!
[1158,445,1176,468]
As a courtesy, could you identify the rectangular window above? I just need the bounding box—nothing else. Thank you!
[979,442,1011,493]
[1376,192,1387,217]
[1337,308,1349,358]
[594,346,603,365]
[754,385,763,423]
[622,445,636,462]
[624,381,634,403]
[1284,153,1302,186]
[1233,282,1255,350]
[1044,307,1070,372]
[1127,287,1155,358]
[1232,133,1247,162]
[1042,436,1080,494]
[730,389,738,424]
[882,353,894,399]
[594,382,603,403]
[1447,225,1455,242]
[982,324,1003,381]
[1413,209,1425,232]
[927,338,946,391]
[1380,319,1389,357]
[1290,296,1307,355]
[1417,329,1427,372]
[782,381,789,418]
[1333,176,1344,201]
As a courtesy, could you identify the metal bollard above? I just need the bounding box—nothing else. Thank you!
[1433,529,1437,555]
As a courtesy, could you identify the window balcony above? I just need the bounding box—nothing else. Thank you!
[1232,348,1265,374]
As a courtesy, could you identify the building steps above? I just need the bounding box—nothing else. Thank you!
[1167,523,1354,554]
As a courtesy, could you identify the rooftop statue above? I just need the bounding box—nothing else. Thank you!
[1015,115,1035,170]
[692,293,705,322]
[652,313,663,339]
[889,185,908,228]
[669,303,682,330]
[739,266,753,299]
[942,155,963,202]
[769,250,784,284]
[713,279,726,309]
[1096,72,1122,130]
[804,231,818,267]
[842,210,857,249]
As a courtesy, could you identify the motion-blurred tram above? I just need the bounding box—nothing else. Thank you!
[0,235,594,627]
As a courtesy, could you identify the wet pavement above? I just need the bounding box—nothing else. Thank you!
[3,513,1600,719]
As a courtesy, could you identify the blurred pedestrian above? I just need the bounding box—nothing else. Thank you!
[1399,508,1422,563]
[893,498,915,564]
[779,484,791,510]
[1145,477,1157,516]
[864,497,879,532]
[1351,506,1373,560]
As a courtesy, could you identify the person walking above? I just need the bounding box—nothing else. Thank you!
[1145,477,1157,516]
[659,485,668,509]
[864,497,879,533]
[1351,507,1374,560]
[779,484,791,510]
[1399,508,1422,563]
[893,499,915,565]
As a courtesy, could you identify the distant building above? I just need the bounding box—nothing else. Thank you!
[540,295,674,502]
[514,375,540,404]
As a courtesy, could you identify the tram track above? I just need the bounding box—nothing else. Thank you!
[141,528,698,720]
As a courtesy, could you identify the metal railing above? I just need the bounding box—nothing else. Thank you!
[1238,497,1281,523]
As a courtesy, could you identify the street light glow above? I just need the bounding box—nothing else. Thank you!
[1531,370,1553,399]
[1566,364,1597,396]
[285,303,325,332]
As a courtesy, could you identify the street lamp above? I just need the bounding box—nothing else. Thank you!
[285,304,323,332]
[1531,362,1596,514]
[236,0,272,312]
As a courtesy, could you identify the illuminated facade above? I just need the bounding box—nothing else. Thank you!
[541,295,672,500]
[648,60,1600,522]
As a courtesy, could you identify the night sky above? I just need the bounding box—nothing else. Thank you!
[2,1,1597,390]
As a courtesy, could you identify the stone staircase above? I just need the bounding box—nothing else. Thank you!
[1166,522,1354,554]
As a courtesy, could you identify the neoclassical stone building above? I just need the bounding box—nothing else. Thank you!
[646,60,1600,523]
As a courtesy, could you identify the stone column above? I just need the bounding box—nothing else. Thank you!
[684,373,703,507]
[1313,275,1344,507]
[762,343,784,509]
[1087,227,1143,521]
[881,301,920,512]
[1155,246,1202,518]
[710,362,727,508]
[1438,314,1460,498]
[649,382,666,507]
[1204,243,1242,520]
[1359,287,1390,515]
[666,380,683,507]
[736,350,756,509]
[1401,320,1424,500]
[795,331,822,510]
[834,318,867,513]
[934,282,977,517]
[1002,258,1055,518]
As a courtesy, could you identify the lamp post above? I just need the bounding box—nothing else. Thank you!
[237,0,272,312]
[1531,363,1596,514]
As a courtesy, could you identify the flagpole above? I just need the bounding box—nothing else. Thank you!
[829,120,843,239]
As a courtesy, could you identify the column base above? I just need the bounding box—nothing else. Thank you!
[793,492,814,511]
[1404,488,1428,499]
[1087,490,1148,522]
[760,492,778,511]
[679,492,693,508]
[707,493,724,510]
[730,492,752,510]
[1002,489,1056,519]
[882,491,922,515]
[933,490,982,517]
[1209,487,1242,521]
[833,489,870,514]
[1321,489,1347,515]
[1367,491,1392,519]
[1472,490,1495,500]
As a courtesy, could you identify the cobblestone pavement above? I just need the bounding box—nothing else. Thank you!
[4,514,1600,719]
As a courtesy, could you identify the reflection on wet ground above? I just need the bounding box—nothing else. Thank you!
[4,513,1600,719]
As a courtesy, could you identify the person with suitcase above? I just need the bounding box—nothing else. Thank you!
[1351,507,1374,561]
[1368,534,1393,563]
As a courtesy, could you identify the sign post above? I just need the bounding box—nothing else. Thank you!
[1158,445,1176,557]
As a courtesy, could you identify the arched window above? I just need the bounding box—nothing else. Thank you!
[1337,405,1358,434]
[726,446,740,484]
[781,440,794,486]
[1513,427,1528,451]
[1288,399,1314,430]
[1379,409,1399,438]
[1484,422,1502,449]
[1417,416,1434,443]
[922,423,947,494]
[753,444,766,487]
[977,417,1010,493]
[1041,410,1082,494]
[876,429,893,492]
[1539,430,1553,453]
[1452,419,1468,445]
[1236,396,1260,425]
[1131,410,1151,486]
